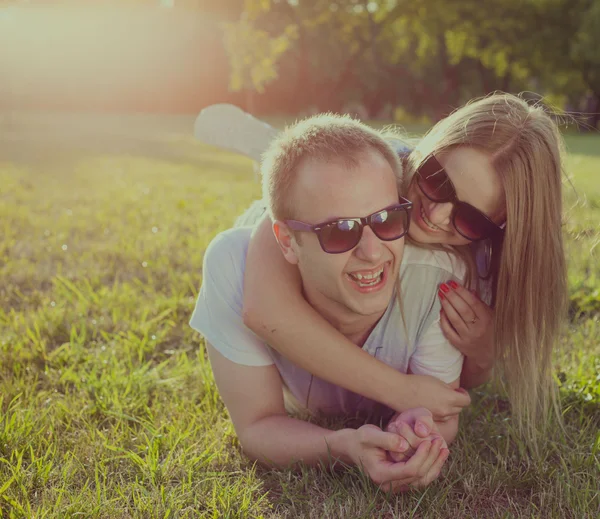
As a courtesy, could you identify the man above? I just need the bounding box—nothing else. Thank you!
[190,114,468,492]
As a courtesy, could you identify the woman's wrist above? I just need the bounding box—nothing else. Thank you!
[461,355,493,389]
[382,371,412,412]
[468,352,494,373]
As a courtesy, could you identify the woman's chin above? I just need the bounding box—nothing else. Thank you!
[408,224,440,244]
[408,225,469,247]
[408,228,430,244]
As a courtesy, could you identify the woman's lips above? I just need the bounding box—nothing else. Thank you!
[414,200,442,234]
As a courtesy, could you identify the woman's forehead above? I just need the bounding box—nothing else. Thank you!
[437,147,505,218]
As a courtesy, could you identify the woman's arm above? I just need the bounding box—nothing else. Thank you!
[459,357,493,389]
[242,217,470,419]
[438,282,495,389]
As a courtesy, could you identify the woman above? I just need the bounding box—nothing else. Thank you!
[198,93,568,441]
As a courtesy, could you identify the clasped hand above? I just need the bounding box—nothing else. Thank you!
[346,408,449,493]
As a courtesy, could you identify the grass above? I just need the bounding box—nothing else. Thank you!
[0,123,599,518]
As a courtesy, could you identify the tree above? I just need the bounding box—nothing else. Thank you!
[223,0,600,122]
[221,1,298,110]
[571,0,600,128]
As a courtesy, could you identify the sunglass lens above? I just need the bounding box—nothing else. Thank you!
[454,203,497,241]
[418,158,454,201]
[319,219,362,253]
[371,207,409,240]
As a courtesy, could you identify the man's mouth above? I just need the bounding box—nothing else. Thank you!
[345,263,389,292]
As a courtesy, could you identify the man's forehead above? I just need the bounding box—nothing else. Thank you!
[291,150,399,222]
[297,149,390,181]
[298,152,360,173]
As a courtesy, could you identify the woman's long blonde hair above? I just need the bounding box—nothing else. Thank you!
[405,93,568,443]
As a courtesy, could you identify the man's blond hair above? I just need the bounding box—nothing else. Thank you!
[260,113,404,221]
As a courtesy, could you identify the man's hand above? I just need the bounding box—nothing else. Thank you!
[385,408,446,462]
[341,424,448,493]
[398,375,470,422]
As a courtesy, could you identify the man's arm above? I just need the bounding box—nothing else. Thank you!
[194,229,447,487]
[206,341,351,466]
[195,230,354,466]
[206,342,448,490]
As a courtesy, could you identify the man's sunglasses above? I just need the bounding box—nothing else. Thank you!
[284,200,412,254]
[416,155,505,241]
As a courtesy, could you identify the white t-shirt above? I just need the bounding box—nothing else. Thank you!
[190,227,466,418]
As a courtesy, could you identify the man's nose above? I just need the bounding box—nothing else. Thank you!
[425,200,453,227]
[354,225,384,262]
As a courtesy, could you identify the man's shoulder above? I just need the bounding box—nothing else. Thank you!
[191,226,274,367]
[202,227,253,289]
[401,242,467,282]
[204,227,252,267]
[209,226,253,249]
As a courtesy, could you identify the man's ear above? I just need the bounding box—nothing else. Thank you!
[273,220,299,265]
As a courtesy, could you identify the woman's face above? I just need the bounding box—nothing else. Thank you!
[407,146,506,246]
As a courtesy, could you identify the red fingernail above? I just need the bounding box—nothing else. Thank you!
[438,290,444,301]
[449,281,458,289]
[440,283,450,293]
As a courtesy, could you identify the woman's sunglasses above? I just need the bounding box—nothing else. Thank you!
[416,155,505,241]
[284,200,412,254]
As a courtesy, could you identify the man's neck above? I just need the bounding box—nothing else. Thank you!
[302,286,387,347]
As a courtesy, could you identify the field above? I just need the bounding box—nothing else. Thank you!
[0,116,599,518]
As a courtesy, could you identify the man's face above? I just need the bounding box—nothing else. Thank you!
[284,150,404,321]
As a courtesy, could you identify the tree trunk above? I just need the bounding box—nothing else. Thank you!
[501,71,511,93]
[245,89,255,114]
[293,22,312,111]
[363,91,384,118]
[591,93,600,130]
[437,34,460,120]
[477,61,492,95]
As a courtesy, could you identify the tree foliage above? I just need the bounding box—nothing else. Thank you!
[222,0,599,125]
[222,14,298,93]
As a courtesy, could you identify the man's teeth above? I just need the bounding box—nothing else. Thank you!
[420,206,440,231]
[349,267,384,285]
[351,267,383,280]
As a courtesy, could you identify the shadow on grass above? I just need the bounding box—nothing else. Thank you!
[0,132,254,175]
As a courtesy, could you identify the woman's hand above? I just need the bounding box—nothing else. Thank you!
[396,374,470,422]
[438,281,495,371]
